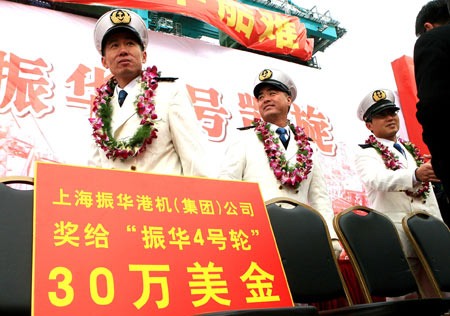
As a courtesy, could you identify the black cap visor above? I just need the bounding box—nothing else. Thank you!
[364,100,400,121]
[101,25,143,55]
[253,80,291,98]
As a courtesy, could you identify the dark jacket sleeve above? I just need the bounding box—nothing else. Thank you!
[414,25,450,132]
[413,24,450,180]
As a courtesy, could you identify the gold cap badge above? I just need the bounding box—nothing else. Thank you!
[110,10,131,25]
[259,69,273,81]
[372,90,387,102]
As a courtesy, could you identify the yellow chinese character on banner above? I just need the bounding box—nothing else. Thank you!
[84,223,109,248]
[218,0,236,27]
[229,229,251,251]
[176,0,206,6]
[141,226,166,250]
[96,192,114,209]
[187,261,231,307]
[129,264,170,309]
[75,190,93,208]
[117,193,134,210]
[218,0,255,39]
[240,262,280,303]
[155,196,173,213]
[275,20,300,50]
[224,201,238,215]
[136,195,153,212]
[259,11,299,50]
[182,198,198,215]
[199,200,215,215]
[168,227,191,250]
[240,202,254,217]
[52,188,72,206]
[258,11,281,41]
[207,229,227,250]
[54,221,80,247]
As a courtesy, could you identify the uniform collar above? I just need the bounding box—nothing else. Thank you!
[374,136,398,147]
[115,75,139,95]
[269,123,291,137]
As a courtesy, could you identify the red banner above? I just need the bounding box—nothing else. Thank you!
[32,162,293,315]
[50,0,313,61]
[391,55,429,155]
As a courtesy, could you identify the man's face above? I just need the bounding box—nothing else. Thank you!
[101,31,146,85]
[257,85,291,125]
[365,108,400,141]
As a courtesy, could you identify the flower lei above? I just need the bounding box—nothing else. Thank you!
[365,134,430,199]
[252,118,313,189]
[89,66,159,160]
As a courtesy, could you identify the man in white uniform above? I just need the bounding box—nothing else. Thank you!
[219,69,341,255]
[355,88,443,297]
[88,9,208,177]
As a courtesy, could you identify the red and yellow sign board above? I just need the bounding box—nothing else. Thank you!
[32,162,293,315]
[50,0,313,61]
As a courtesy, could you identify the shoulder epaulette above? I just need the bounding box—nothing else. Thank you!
[156,77,178,82]
[237,126,255,131]
[359,143,373,149]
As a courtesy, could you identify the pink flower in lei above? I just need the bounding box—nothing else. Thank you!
[89,66,159,161]
[252,118,313,189]
[365,134,430,199]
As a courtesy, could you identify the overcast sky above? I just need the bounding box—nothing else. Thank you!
[283,1,429,142]
[296,0,426,93]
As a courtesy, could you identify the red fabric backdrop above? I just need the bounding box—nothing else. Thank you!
[50,0,313,61]
[391,55,429,155]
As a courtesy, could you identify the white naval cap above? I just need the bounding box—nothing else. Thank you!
[253,68,297,102]
[94,8,148,55]
[357,89,400,121]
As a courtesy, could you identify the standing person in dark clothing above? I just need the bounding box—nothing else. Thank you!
[414,0,450,223]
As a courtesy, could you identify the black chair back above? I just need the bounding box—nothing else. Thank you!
[0,177,34,314]
[403,211,450,295]
[265,198,351,305]
[334,206,421,302]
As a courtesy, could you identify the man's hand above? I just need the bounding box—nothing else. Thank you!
[415,155,440,182]
[332,239,342,259]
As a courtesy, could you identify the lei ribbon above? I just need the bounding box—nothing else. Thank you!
[89,66,159,161]
[252,118,313,189]
[365,134,430,199]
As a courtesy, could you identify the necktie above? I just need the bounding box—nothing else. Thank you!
[118,90,128,107]
[276,127,289,149]
[393,143,405,157]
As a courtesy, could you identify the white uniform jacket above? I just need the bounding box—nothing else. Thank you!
[355,137,442,257]
[219,126,337,239]
[88,78,209,177]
